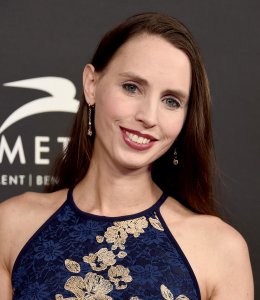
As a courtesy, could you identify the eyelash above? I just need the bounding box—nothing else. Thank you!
[122,83,139,94]
[122,82,181,109]
[162,97,181,109]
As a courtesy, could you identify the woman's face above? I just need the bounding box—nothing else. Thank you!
[84,33,191,170]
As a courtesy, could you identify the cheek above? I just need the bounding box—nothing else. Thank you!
[160,112,187,139]
[97,90,133,121]
[94,90,132,130]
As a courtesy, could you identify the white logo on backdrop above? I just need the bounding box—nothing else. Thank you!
[0,77,79,134]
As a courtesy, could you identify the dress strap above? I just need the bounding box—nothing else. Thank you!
[152,192,168,211]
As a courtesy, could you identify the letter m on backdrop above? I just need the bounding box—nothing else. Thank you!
[0,135,26,164]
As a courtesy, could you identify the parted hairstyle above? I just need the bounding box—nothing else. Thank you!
[47,12,217,215]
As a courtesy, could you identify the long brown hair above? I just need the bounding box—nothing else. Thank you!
[47,12,217,215]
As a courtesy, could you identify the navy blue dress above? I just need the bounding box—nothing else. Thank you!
[12,190,201,300]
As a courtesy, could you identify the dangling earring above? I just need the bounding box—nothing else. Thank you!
[87,103,94,136]
[173,148,178,165]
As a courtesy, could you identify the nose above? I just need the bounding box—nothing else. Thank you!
[135,96,158,128]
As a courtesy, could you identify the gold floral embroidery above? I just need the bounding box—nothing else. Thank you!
[108,265,133,290]
[117,251,127,258]
[65,259,81,273]
[103,225,128,250]
[97,217,148,251]
[64,276,85,299]
[55,214,189,300]
[149,213,164,231]
[114,217,148,237]
[96,235,104,243]
[83,248,116,271]
[55,273,113,300]
[160,284,189,300]
[84,273,113,299]
[161,284,174,300]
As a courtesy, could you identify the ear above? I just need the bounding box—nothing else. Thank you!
[83,64,97,105]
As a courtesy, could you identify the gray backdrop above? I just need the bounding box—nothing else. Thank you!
[0,0,259,295]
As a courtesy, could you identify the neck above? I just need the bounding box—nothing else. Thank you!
[74,152,162,217]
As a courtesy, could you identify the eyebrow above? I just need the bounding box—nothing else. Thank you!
[119,72,149,86]
[118,71,189,102]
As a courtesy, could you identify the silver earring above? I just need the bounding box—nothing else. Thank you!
[173,148,178,165]
[87,103,93,136]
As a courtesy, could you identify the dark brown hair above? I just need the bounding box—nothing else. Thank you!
[47,12,217,215]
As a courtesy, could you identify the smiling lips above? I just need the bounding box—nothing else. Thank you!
[120,127,157,150]
[126,131,151,144]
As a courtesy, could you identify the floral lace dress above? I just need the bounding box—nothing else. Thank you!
[12,190,201,300]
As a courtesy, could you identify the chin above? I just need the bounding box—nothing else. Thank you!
[115,156,154,172]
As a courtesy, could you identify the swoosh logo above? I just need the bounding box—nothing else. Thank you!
[0,76,79,134]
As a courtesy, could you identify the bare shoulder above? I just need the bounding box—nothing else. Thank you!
[192,214,253,299]
[161,196,250,253]
[0,189,67,234]
[1,188,67,206]
[0,189,68,273]
[185,211,248,252]
[160,197,254,299]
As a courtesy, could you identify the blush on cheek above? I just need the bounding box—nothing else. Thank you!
[99,95,132,120]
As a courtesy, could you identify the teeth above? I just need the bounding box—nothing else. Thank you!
[126,131,151,144]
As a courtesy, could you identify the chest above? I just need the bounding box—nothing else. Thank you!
[11,203,200,300]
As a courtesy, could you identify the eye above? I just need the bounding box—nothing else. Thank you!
[122,83,138,94]
[162,97,181,109]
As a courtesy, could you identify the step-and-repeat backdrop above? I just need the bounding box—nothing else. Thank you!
[0,0,259,293]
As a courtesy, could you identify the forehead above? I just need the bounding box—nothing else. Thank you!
[100,34,191,92]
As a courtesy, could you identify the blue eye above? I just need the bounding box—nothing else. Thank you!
[162,97,180,109]
[122,83,138,94]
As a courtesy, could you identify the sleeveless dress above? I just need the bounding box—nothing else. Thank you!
[12,190,201,300]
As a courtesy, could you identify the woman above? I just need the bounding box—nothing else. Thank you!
[0,13,253,299]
